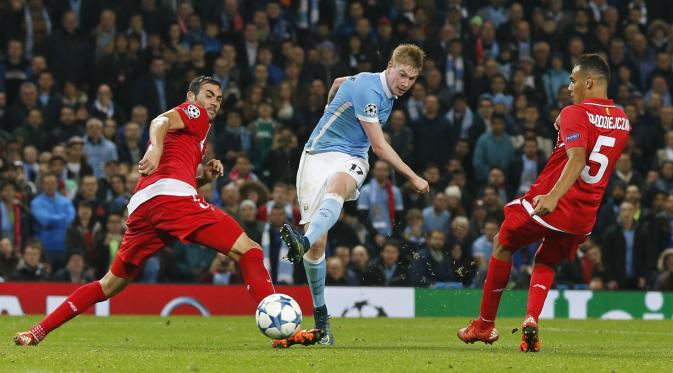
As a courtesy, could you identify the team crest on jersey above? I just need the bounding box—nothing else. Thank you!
[184,104,201,119]
[364,103,378,118]
[566,133,580,143]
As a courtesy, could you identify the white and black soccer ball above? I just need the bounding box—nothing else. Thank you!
[255,294,302,339]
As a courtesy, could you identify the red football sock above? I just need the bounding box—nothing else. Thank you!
[33,281,107,341]
[239,248,275,304]
[478,256,512,328]
[525,264,555,323]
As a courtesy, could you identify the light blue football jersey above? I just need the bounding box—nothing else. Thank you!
[304,71,396,159]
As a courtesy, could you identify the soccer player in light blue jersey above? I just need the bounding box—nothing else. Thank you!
[273,44,430,348]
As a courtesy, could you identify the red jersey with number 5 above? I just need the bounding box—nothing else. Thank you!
[136,101,211,192]
[523,98,630,235]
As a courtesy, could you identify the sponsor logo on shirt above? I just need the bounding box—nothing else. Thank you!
[566,133,580,143]
[364,103,378,118]
[184,104,201,119]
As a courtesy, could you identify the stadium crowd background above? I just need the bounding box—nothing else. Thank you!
[1,0,673,292]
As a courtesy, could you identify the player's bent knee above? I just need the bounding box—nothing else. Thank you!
[229,232,261,261]
[99,271,131,298]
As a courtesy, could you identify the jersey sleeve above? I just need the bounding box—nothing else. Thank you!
[559,105,589,150]
[175,102,208,135]
[351,80,383,125]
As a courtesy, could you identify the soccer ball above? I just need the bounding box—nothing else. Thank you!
[255,294,302,339]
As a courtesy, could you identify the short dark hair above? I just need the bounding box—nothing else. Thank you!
[188,76,220,96]
[576,53,610,82]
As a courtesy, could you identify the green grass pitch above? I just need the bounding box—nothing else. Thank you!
[2,316,672,372]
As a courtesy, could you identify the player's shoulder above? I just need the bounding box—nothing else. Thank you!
[560,104,587,116]
[175,101,206,120]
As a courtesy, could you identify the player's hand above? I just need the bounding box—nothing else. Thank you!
[531,194,558,216]
[411,176,430,194]
[138,146,162,176]
[553,114,561,131]
[202,159,224,182]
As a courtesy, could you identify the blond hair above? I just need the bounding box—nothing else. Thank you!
[390,44,425,70]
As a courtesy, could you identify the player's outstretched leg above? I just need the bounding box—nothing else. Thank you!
[458,234,512,345]
[14,271,129,346]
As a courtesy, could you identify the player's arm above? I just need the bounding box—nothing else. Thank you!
[326,76,350,105]
[138,110,184,176]
[360,119,429,193]
[531,147,586,216]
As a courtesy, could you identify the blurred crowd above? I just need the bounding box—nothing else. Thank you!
[2,0,673,291]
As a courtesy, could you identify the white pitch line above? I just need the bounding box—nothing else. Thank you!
[543,327,673,336]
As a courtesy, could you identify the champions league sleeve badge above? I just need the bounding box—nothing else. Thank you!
[184,104,201,119]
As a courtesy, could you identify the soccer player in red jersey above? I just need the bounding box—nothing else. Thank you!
[14,76,289,346]
[457,54,630,352]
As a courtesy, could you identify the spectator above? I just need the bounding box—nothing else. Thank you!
[248,99,280,169]
[0,238,20,281]
[117,122,145,166]
[11,239,50,281]
[412,95,451,169]
[30,173,75,271]
[239,199,264,243]
[347,245,369,286]
[384,110,414,162]
[509,138,546,196]
[132,57,177,118]
[262,128,301,186]
[216,110,251,168]
[362,240,408,286]
[65,201,102,262]
[201,253,241,285]
[45,11,93,85]
[52,253,93,283]
[50,107,84,147]
[257,182,300,225]
[83,118,118,178]
[227,153,258,185]
[654,248,673,291]
[91,212,124,279]
[473,113,515,184]
[409,230,456,287]
[326,257,348,285]
[358,160,404,243]
[0,39,30,105]
[602,201,654,290]
[73,175,106,222]
[472,218,500,272]
[90,84,126,125]
[0,179,31,251]
[261,205,294,284]
[6,82,40,133]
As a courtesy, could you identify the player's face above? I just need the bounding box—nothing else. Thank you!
[387,63,419,97]
[192,83,223,121]
[568,65,591,104]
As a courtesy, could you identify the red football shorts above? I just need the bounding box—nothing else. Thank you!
[111,194,244,279]
[497,198,588,266]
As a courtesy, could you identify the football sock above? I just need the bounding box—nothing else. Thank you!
[305,194,343,246]
[314,304,329,329]
[526,264,555,322]
[34,281,107,340]
[478,256,512,328]
[239,248,275,304]
[303,253,326,308]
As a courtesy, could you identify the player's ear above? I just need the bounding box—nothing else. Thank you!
[186,90,196,101]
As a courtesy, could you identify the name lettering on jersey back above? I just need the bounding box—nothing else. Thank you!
[586,112,631,131]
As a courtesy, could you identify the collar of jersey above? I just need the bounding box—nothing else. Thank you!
[580,97,615,107]
[379,71,396,99]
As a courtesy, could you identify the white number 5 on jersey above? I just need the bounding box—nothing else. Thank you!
[581,135,615,184]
